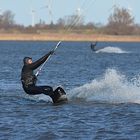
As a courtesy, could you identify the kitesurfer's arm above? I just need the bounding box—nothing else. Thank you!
[29,51,54,70]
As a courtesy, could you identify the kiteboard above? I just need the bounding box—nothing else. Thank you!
[51,87,68,104]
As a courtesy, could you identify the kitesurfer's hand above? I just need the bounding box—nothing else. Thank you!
[49,50,54,55]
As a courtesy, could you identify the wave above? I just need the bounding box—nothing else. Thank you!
[68,69,140,104]
[96,46,128,54]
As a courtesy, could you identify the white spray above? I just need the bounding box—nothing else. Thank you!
[68,69,140,104]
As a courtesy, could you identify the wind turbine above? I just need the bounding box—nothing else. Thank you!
[41,0,53,24]
[76,8,82,17]
[30,7,36,27]
[75,8,82,25]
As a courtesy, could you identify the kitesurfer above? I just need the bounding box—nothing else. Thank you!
[90,41,97,51]
[21,51,67,103]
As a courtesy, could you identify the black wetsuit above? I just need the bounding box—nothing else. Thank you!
[21,52,66,103]
[91,42,97,51]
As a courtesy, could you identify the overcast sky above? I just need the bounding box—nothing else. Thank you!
[0,0,140,26]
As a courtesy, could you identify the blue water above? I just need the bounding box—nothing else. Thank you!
[0,41,140,140]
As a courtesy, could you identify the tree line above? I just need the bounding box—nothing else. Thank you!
[0,7,140,35]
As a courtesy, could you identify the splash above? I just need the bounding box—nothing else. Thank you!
[24,94,52,103]
[96,46,128,54]
[68,69,140,104]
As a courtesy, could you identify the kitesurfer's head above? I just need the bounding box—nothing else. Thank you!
[23,57,32,65]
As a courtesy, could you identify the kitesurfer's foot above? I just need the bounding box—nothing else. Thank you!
[57,87,66,95]
[51,87,67,103]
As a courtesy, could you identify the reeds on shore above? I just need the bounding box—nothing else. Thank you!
[0,33,140,42]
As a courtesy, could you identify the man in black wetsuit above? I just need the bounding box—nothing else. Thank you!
[91,41,97,51]
[21,51,67,103]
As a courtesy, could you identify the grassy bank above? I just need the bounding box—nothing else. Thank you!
[0,33,140,42]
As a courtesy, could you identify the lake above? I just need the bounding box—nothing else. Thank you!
[0,41,140,140]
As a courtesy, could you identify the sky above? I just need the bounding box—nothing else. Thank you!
[0,0,140,26]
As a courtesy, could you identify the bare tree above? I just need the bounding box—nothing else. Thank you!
[0,10,15,29]
[106,7,135,35]
[57,18,65,27]
[57,14,85,27]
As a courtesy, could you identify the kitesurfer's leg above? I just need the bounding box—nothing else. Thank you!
[24,85,54,96]
[25,86,61,103]
[24,85,67,103]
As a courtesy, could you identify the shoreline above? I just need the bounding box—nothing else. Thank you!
[0,33,140,42]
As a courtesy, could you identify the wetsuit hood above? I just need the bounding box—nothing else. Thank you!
[23,57,32,65]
